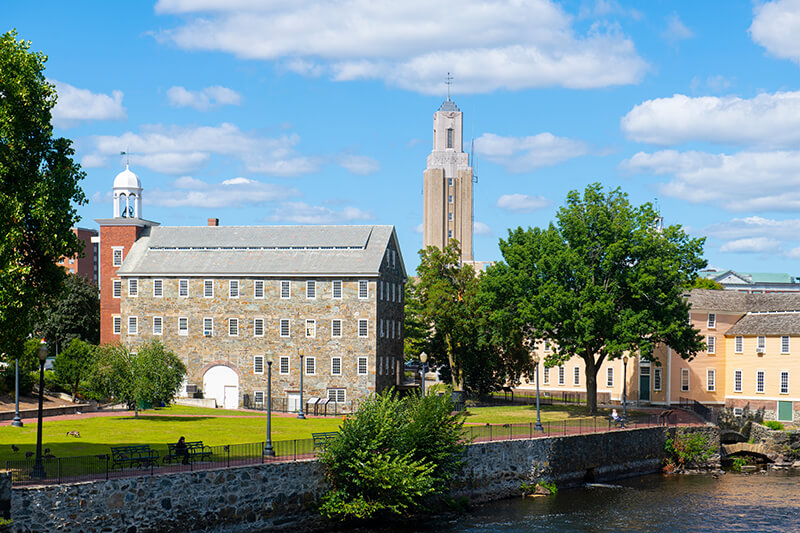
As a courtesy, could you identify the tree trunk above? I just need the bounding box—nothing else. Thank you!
[583,355,599,414]
[445,334,464,391]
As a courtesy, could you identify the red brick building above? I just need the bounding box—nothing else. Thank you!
[56,227,98,284]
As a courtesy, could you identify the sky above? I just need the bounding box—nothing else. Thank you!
[7,0,800,275]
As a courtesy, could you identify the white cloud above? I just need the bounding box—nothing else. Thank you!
[621,149,800,211]
[154,0,647,93]
[718,237,783,254]
[496,193,552,212]
[703,216,800,241]
[270,202,374,224]
[50,80,126,127]
[787,246,800,259]
[474,132,590,172]
[473,221,492,236]
[338,155,380,175]
[750,0,800,64]
[578,0,642,20]
[621,91,800,147]
[166,85,243,111]
[150,176,297,208]
[662,14,693,43]
[85,123,320,176]
[413,223,423,234]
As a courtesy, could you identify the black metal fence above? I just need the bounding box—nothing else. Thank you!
[679,397,717,423]
[241,396,357,415]
[487,390,612,406]
[463,414,662,443]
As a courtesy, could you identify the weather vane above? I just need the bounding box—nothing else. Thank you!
[446,72,453,100]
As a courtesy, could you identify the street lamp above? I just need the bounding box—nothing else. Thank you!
[419,352,428,396]
[531,351,544,433]
[297,348,306,420]
[264,352,275,457]
[621,354,629,428]
[11,353,23,428]
[32,340,48,479]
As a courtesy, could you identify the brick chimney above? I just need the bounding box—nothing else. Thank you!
[208,218,219,227]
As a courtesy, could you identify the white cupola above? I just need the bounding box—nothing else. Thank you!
[112,165,143,218]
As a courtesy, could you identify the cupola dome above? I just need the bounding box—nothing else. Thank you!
[113,165,141,189]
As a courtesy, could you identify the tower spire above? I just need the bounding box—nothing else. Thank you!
[446,72,453,101]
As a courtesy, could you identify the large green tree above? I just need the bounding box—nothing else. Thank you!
[489,183,706,413]
[0,30,86,359]
[53,338,96,402]
[88,340,186,417]
[34,273,100,353]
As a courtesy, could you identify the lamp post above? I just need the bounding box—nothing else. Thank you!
[264,352,275,457]
[419,352,428,396]
[32,340,48,479]
[532,352,544,433]
[622,354,629,428]
[11,354,23,427]
[297,348,306,420]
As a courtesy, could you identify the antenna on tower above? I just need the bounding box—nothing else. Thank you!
[446,72,453,101]
[471,137,478,184]
[120,150,130,166]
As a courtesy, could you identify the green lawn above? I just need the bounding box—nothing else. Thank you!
[463,404,613,424]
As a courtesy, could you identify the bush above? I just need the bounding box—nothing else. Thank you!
[318,389,465,522]
[664,429,716,470]
[764,420,785,431]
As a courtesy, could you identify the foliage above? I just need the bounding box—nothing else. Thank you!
[318,389,465,522]
[53,338,96,401]
[485,184,706,412]
[0,30,87,360]
[764,420,785,431]
[1,338,47,395]
[34,274,99,352]
[87,340,186,417]
[664,429,716,470]
[688,277,724,290]
[729,456,748,472]
[520,480,557,496]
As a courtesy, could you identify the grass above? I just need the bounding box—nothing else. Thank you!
[463,404,620,425]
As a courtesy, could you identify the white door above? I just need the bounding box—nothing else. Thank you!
[287,393,300,413]
[203,365,239,409]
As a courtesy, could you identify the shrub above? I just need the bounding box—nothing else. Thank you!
[664,429,716,470]
[318,389,465,522]
[729,456,748,472]
[764,420,785,431]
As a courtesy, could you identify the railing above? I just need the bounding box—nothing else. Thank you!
[6,414,665,487]
[679,397,716,423]
[241,396,356,415]
[488,390,611,406]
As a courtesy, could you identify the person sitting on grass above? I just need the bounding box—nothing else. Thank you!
[175,436,189,465]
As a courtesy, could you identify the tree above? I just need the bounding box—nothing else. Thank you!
[318,390,464,521]
[35,274,100,353]
[0,30,87,360]
[53,338,96,401]
[688,277,724,290]
[1,338,43,395]
[492,183,706,413]
[87,340,186,417]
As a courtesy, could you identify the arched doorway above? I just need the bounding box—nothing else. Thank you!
[203,365,239,409]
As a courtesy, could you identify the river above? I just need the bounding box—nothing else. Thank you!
[361,471,800,533]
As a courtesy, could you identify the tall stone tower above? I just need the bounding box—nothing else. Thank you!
[423,97,473,263]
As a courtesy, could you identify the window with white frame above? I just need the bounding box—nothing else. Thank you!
[332,280,342,299]
[332,319,342,338]
[707,313,716,329]
[448,230,453,238]
[254,355,264,374]
[179,279,188,297]
[328,388,346,403]
[128,278,138,297]
[254,280,264,299]
[681,369,689,391]
[229,318,239,336]
[178,317,188,336]
[734,369,742,392]
[112,248,123,267]
[229,280,239,298]
[358,356,368,375]
[279,356,289,375]
[113,280,121,298]
[358,319,368,337]
[306,280,316,299]
[281,280,290,299]
[780,371,789,394]
[558,365,565,385]
[573,366,580,386]
[654,368,662,391]
[331,356,342,376]
[203,318,213,336]
[448,194,453,204]
[781,336,790,354]
[707,335,716,354]
[448,177,454,186]
[254,318,264,337]
[153,316,163,335]
[607,367,614,387]
[128,316,138,335]
[544,340,551,352]
[735,336,743,353]
[153,279,163,297]
[359,280,368,299]
[254,391,264,405]
[448,212,453,221]
[733,407,743,416]
[113,316,121,335]
[280,319,290,337]
[204,280,213,298]
[757,336,766,352]
[707,369,716,391]
[756,370,765,393]
[379,281,383,301]
[305,356,316,375]
[543,366,549,384]
[305,319,316,338]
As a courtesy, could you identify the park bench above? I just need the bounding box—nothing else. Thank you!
[110,445,159,470]
[312,432,339,451]
[609,415,627,429]
[163,441,213,464]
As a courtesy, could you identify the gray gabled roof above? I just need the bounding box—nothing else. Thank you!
[117,225,406,278]
[726,313,800,336]
[688,289,800,313]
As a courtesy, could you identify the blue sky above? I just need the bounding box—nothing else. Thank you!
[7,1,800,274]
